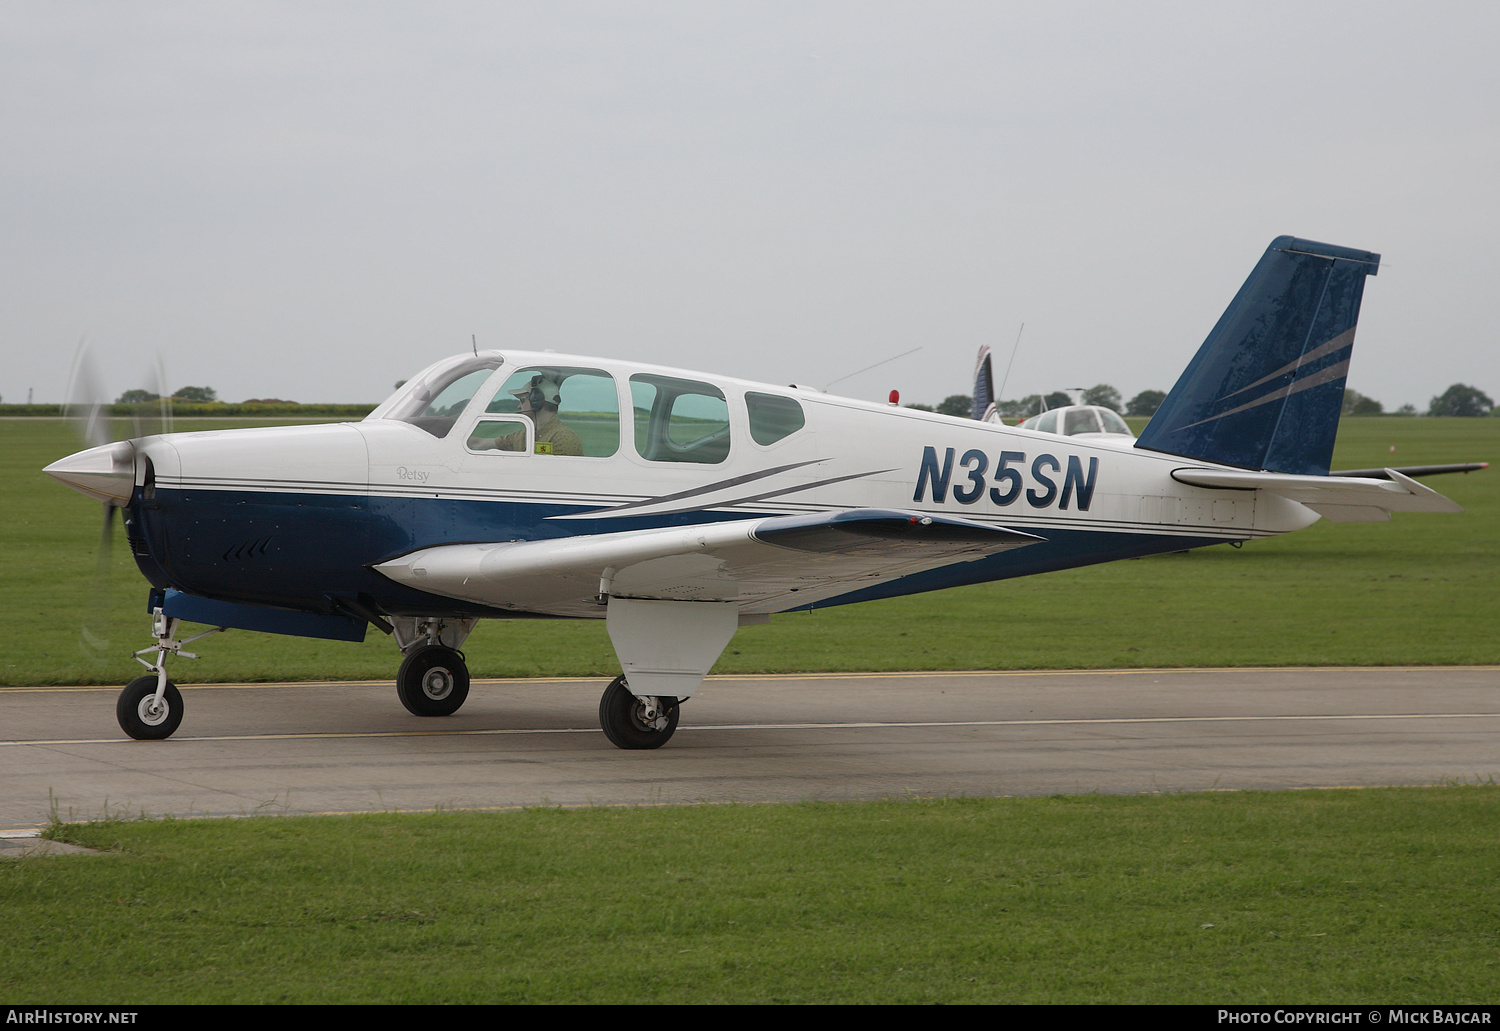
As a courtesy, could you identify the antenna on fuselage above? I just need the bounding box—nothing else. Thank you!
[822,346,923,393]
[995,322,1024,417]
[472,334,478,357]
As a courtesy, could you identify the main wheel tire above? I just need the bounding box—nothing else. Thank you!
[396,645,470,716]
[117,675,184,740]
[598,674,679,750]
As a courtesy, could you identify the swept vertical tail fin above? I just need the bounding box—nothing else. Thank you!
[1135,236,1381,475]
[972,344,995,420]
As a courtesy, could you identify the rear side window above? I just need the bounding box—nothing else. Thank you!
[746,392,805,446]
[630,375,730,464]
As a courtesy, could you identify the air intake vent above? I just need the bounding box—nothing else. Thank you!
[222,537,272,562]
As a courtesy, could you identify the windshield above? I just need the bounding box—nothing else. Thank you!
[379,356,502,438]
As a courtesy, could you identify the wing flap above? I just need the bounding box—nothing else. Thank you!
[374,509,1043,616]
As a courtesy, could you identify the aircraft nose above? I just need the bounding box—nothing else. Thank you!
[44,440,137,506]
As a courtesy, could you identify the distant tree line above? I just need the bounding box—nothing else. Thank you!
[116,386,219,404]
[908,385,1166,419]
[1341,389,1384,415]
[1427,383,1493,417]
[8,379,1494,420]
[905,382,1495,420]
[1342,384,1495,417]
[901,395,976,417]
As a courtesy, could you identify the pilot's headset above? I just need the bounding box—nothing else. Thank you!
[514,375,563,411]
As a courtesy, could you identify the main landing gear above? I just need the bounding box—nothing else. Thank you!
[390,617,476,718]
[598,674,680,750]
[396,645,470,716]
[115,607,225,740]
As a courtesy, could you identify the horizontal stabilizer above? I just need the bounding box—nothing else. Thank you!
[1171,466,1463,522]
[1331,462,1488,480]
[375,509,1043,617]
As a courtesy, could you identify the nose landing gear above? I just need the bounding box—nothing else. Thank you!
[116,675,183,740]
[115,607,225,740]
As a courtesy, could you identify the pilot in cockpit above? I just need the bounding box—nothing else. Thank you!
[483,375,583,456]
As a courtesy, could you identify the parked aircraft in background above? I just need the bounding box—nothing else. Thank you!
[46,236,1467,749]
[970,346,1138,444]
[1014,404,1137,445]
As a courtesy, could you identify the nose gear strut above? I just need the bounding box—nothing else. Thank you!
[117,606,226,740]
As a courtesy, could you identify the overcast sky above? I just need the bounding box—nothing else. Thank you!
[4,1,1497,410]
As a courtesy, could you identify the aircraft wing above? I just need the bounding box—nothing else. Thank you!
[374,509,1044,617]
[1171,467,1464,522]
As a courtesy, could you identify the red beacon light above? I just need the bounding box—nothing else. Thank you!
[888,389,899,406]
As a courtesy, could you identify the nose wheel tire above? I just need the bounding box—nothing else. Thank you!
[598,674,680,750]
[117,675,184,740]
[396,645,471,716]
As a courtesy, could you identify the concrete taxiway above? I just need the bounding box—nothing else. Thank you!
[2,667,1497,831]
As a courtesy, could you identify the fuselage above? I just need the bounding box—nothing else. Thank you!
[100,349,1321,623]
[39,236,1413,747]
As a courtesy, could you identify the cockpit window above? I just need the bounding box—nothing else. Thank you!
[631,375,730,464]
[1099,408,1131,434]
[382,357,501,438]
[483,367,620,457]
[746,392,805,446]
[466,418,532,453]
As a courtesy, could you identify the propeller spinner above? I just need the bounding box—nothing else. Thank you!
[44,440,137,505]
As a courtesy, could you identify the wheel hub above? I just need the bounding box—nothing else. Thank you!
[421,667,454,701]
[634,696,669,731]
[137,695,169,726]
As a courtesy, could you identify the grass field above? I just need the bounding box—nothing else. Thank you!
[4,415,1496,686]
[6,417,1497,1006]
[2,787,1494,1003]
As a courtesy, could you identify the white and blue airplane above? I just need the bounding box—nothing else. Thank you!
[45,236,1464,748]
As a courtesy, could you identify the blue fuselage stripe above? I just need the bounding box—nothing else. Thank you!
[134,488,1228,618]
